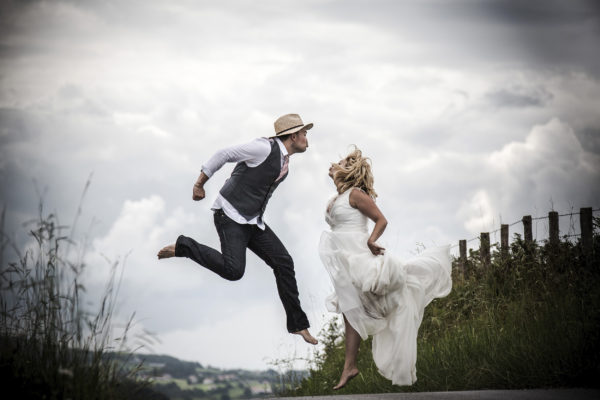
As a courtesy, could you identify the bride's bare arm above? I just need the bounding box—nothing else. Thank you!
[349,188,388,255]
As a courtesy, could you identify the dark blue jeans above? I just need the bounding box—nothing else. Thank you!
[175,209,310,333]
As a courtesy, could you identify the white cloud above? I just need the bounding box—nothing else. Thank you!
[490,118,584,173]
[458,189,496,235]
[149,302,319,370]
[85,195,207,302]
[488,118,600,214]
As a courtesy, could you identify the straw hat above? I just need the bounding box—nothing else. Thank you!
[272,113,313,137]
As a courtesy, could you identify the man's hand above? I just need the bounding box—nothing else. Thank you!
[193,184,205,201]
[367,240,385,256]
[192,172,209,201]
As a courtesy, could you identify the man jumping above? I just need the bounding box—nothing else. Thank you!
[157,113,318,345]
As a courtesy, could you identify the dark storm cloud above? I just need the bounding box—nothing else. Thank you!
[479,0,600,74]
[0,108,33,145]
[480,0,598,25]
[577,126,600,154]
[311,0,600,74]
[485,86,553,108]
[0,108,80,239]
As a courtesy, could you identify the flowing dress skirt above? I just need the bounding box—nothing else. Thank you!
[319,229,452,385]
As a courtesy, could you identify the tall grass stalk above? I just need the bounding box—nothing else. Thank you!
[284,218,600,396]
[0,191,160,398]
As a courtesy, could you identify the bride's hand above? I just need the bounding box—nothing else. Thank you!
[367,240,385,256]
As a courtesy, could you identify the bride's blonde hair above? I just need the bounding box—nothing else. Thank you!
[331,145,378,199]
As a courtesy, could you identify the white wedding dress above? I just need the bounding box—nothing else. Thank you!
[319,188,452,386]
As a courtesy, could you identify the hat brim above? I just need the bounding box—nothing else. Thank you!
[271,123,313,138]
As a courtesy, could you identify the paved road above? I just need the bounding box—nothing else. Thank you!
[270,388,599,400]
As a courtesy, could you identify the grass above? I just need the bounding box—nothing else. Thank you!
[283,220,600,396]
[0,189,163,399]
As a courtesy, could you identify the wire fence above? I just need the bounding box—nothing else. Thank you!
[450,207,599,250]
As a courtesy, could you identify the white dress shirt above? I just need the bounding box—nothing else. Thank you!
[201,137,289,230]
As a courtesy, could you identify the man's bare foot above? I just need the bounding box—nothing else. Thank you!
[293,329,318,345]
[333,367,359,390]
[157,244,176,259]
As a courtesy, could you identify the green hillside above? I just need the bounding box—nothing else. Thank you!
[110,352,306,399]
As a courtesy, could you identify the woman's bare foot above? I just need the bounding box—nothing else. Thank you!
[333,367,359,390]
[157,244,176,259]
[293,329,318,345]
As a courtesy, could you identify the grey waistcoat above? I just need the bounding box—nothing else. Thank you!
[219,139,288,221]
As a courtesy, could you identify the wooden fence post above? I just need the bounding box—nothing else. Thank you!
[501,224,509,257]
[523,215,532,243]
[580,207,593,267]
[480,232,490,267]
[459,240,467,277]
[549,211,559,246]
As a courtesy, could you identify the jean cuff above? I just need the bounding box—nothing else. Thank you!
[174,235,186,257]
[288,325,310,334]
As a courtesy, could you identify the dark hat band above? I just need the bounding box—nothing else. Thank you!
[276,124,304,135]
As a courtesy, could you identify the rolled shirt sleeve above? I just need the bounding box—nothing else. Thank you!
[201,138,271,177]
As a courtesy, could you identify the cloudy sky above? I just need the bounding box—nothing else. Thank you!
[1,0,599,370]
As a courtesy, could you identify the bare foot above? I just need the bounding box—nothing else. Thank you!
[333,367,359,390]
[157,244,176,259]
[293,329,318,345]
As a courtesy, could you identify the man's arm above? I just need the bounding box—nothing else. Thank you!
[192,138,271,202]
[192,172,209,201]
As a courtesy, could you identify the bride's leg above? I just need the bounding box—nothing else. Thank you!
[333,314,361,390]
